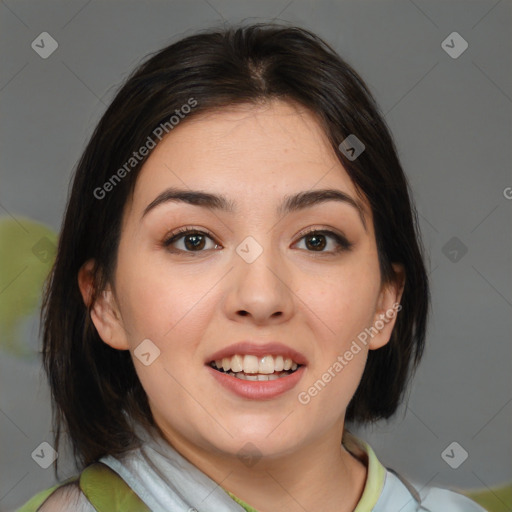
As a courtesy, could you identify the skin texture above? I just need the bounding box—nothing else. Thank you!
[79,99,404,512]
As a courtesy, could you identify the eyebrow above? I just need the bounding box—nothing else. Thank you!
[142,187,367,229]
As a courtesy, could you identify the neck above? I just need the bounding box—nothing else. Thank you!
[154,422,368,512]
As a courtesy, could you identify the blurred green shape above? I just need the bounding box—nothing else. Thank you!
[463,483,512,512]
[0,216,57,359]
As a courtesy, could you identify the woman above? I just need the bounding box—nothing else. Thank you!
[18,22,485,512]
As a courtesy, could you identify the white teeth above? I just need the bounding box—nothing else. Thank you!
[243,355,259,374]
[212,354,302,376]
[256,373,280,381]
[225,371,292,381]
[231,354,243,373]
[274,355,284,372]
[259,355,274,374]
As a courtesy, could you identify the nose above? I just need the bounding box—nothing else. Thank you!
[222,239,295,326]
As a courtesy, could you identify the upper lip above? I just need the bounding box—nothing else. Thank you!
[206,342,308,366]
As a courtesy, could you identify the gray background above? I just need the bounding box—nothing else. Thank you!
[1,0,511,510]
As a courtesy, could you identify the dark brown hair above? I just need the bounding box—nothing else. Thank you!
[41,21,429,476]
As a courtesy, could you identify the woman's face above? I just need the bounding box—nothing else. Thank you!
[83,99,402,462]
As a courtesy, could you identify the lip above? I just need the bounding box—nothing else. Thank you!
[207,364,306,400]
[205,341,308,400]
[205,342,308,366]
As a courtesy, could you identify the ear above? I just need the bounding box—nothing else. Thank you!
[368,263,405,351]
[77,259,130,350]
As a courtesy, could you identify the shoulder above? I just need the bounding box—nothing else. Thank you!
[39,481,94,512]
[421,485,488,511]
[17,481,94,512]
[376,469,487,511]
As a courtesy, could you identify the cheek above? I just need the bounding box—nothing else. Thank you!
[115,250,217,343]
[298,259,380,417]
[302,262,381,349]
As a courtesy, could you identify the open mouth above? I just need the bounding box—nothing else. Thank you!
[209,354,303,381]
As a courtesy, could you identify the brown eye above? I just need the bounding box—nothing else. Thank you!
[163,228,220,253]
[295,229,353,253]
[304,233,327,251]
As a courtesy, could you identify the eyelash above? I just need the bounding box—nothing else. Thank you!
[162,226,353,256]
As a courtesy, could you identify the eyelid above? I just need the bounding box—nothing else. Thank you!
[293,226,353,252]
[162,226,219,248]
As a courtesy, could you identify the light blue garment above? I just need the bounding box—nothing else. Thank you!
[22,421,486,511]
[95,424,487,512]
[375,470,486,511]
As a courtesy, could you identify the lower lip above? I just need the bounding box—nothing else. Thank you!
[206,365,306,400]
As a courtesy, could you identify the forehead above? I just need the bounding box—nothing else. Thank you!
[128,100,367,217]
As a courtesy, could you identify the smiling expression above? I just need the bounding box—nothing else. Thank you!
[81,99,402,460]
